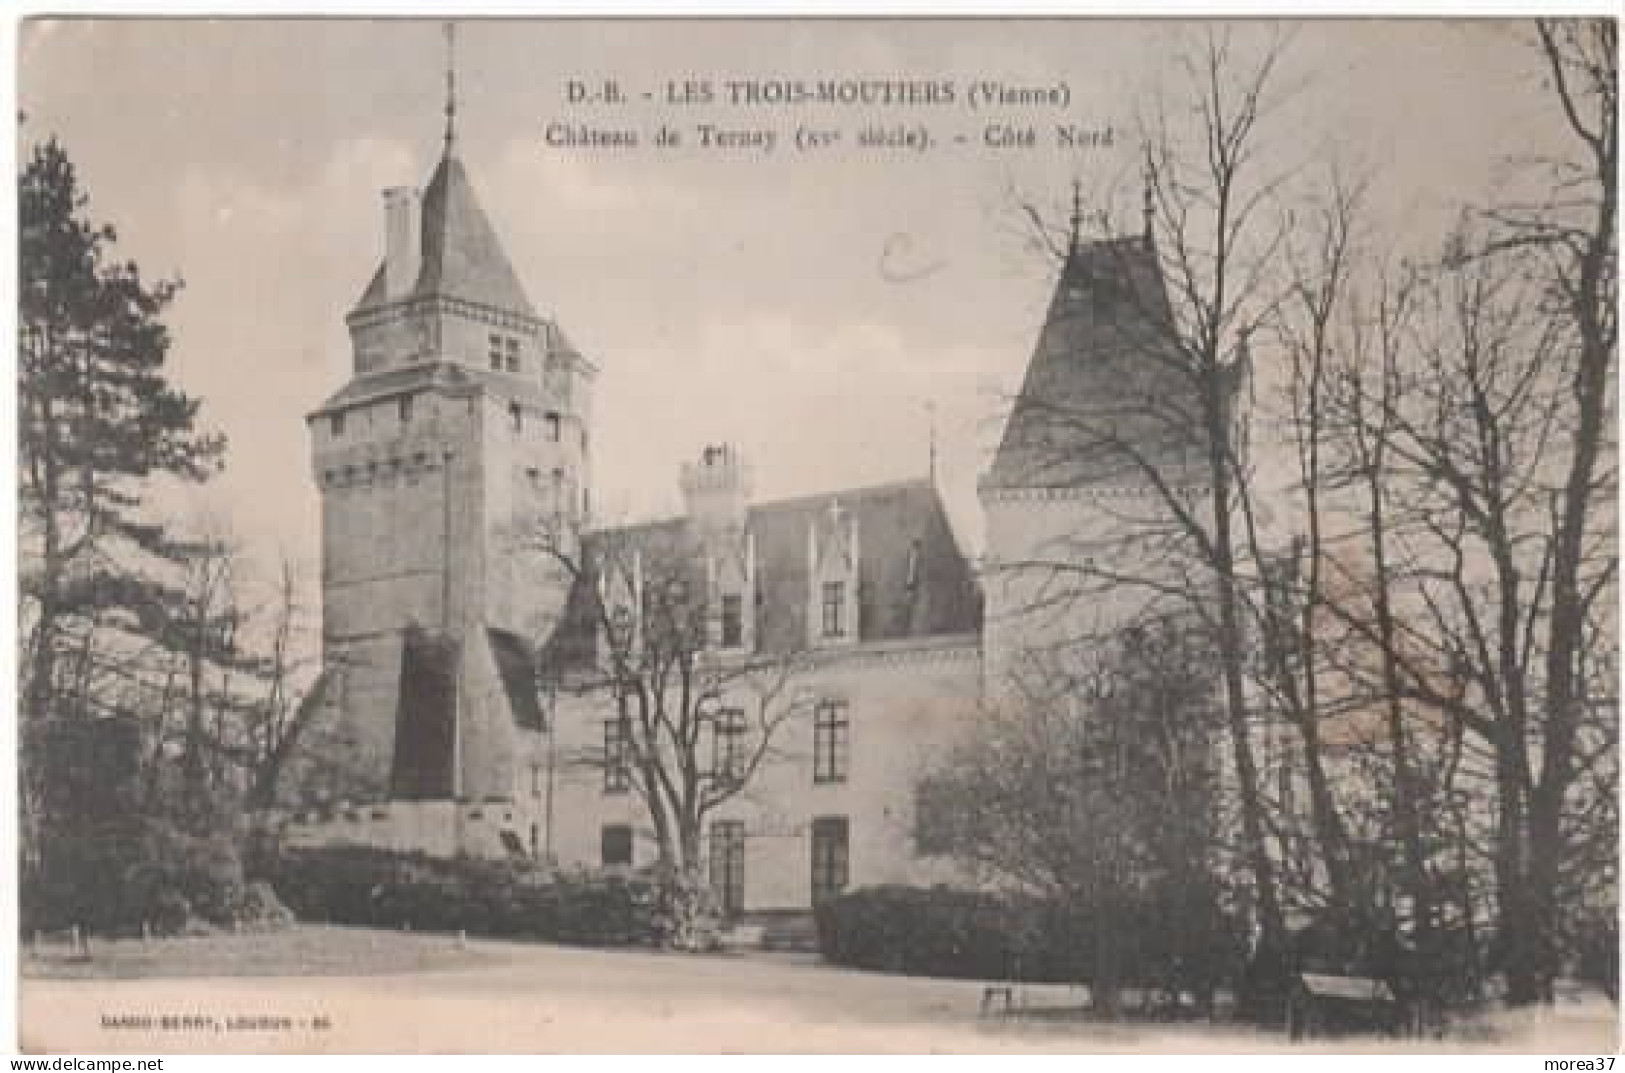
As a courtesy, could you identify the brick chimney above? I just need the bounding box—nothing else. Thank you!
[382,186,423,301]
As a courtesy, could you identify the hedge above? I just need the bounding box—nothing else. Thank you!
[815,884,1244,993]
[269,845,659,947]
[20,816,288,938]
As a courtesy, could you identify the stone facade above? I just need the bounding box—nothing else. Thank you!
[294,121,1216,916]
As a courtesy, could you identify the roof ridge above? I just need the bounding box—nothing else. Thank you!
[584,476,942,540]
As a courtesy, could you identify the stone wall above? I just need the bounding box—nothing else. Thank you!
[540,635,983,910]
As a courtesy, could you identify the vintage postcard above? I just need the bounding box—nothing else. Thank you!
[14,15,1618,1055]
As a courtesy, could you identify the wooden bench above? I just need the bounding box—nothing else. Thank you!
[1287,973,1401,1040]
[980,984,1017,1015]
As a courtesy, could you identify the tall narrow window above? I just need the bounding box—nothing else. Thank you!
[504,336,520,373]
[398,395,413,423]
[488,333,504,371]
[811,816,850,905]
[603,719,629,793]
[544,412,562,442]
[814,700,849,784]
[709,820,746,918]
[712,707,746,781]
[821,581,846,638]
[330,411,346,437]
[509,402,523,433]
[720,593,743,649]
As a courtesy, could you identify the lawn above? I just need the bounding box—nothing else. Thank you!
[17,927,1618,1054]
[22,924,494,981]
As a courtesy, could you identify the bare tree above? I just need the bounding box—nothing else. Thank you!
[996,28,1300,993]
[542,522,812,946]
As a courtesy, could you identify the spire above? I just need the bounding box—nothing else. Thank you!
[1142,143,1156,246]
[442,21,458,155]
[926,400,938,486]
[1068,178,1084,253]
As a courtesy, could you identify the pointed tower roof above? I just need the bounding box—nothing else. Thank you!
[351,151,537,318]
[983,231,1192,491]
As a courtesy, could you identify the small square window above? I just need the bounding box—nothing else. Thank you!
[601,824,633,866]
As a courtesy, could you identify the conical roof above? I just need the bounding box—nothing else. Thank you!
[352,152,536,317]
[983,234,1196,490]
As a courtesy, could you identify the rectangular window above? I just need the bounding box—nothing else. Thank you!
[505,337,520,373]
[330,411,346,437]
[811,816,850,905]
[603,719,629,793]
[545,412,561,442]
[720,593,743,648]
[814,700,849,784]
[601,824,633,867]
[712,707,746,781]
[509,402,523,433]
[489,333,504,371]
[398,395,413,423]
[709,820,746,917]
[821,581,845,638]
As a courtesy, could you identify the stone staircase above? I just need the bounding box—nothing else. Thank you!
[722,910,819,953]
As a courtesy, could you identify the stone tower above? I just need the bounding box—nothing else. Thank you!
[306,109,596,855]
[979,205,1219,705]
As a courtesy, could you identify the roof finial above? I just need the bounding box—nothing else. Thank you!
[1069,178,1084,252]
[926,400,938,486]
[442,21,458,155]
[1142,143,1156,246]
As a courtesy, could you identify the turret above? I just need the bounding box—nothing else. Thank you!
[681,443,752,541]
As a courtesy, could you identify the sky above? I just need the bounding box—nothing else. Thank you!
[17,18,1565,606]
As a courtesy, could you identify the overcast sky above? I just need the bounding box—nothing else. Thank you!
[18,18,1561,600]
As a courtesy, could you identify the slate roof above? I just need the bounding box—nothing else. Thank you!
[352,151,537,318]
[540,478,982,673]
[984,234,1205,490]
[308,360,550,418]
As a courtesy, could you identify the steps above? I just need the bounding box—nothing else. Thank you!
[726,911,818,953]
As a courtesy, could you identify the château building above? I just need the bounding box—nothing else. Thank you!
[287,90,1217,926]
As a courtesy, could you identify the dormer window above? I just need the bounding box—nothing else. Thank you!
[609,604,635,652]
[821,581,846,639]
[720,593,743,649]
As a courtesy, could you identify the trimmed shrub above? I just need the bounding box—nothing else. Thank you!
[815,885,1048,981]
[20,815,250,938]
[815,884,1246,996]
[268,845,658,946]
